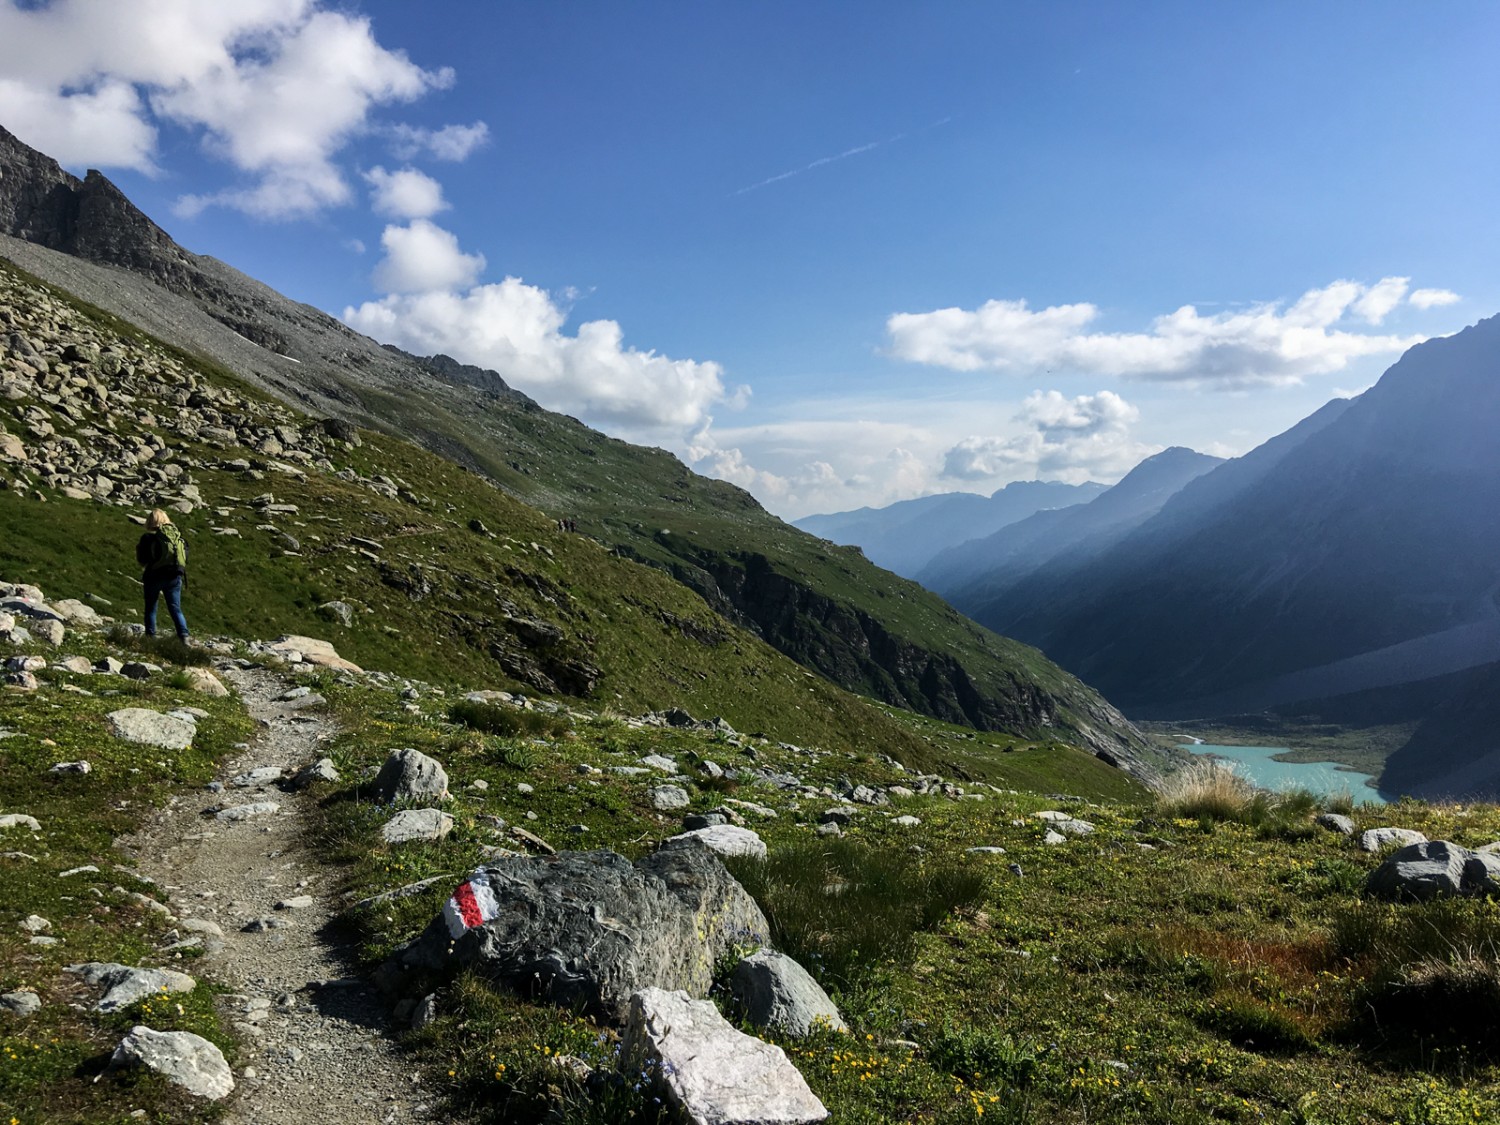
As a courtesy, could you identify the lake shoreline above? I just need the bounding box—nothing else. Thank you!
[1180,741,1391,805]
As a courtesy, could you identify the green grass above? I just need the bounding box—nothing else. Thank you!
[297,679,1500,1125]
[0,630,250,1124]
[723,839,988,989]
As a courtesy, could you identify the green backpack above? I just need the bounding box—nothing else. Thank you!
[158,525,188,571]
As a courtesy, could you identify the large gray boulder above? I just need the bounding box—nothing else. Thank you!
[371,748,449,803]
[106,708,195,750]
[391,847,769,1024]
[624,988,828,1125]
[110,1025,233,1100]
[1366,840,1500,901]
[730,949,847,1037]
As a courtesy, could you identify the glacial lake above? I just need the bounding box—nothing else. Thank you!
[1181,742,1390,806]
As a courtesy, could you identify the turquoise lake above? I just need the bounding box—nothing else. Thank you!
[1181,742,1390,805]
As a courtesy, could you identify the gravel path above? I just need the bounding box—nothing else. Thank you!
[121,665,436,1124]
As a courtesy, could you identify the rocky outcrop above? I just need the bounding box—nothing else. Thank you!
[657,545,1165,780]
[388,848,768,1024]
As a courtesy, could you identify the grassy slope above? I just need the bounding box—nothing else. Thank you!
[312,677,1500,1125]
[0,255,1132,787]
[0,636,251,1124]
[427,391,1110,704]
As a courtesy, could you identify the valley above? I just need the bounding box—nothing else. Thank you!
[0,98,1497,1125]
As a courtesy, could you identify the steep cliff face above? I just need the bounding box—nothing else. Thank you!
[647,543,1162,778]
[0,127,191,284]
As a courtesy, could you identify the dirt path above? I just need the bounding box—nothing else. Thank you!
[121,664,435,1124]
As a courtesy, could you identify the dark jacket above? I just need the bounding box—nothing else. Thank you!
[137,527,187,581]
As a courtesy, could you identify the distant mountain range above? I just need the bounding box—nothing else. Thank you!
[876,318,1500,796]
[0,122,1167,779]
[793,479,1106,577]
[918,447,1225,600]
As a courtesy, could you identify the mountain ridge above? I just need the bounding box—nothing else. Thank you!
[0,122,1169,780]
[793,478,1107,578]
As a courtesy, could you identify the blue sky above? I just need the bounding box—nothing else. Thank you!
[2,1,1494,517]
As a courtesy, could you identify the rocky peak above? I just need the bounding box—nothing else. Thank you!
[0,125,190,285]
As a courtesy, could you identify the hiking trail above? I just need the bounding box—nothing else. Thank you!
[121,664,435,1124]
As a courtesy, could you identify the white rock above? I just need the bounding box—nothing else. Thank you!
[291,758,340,788]
[181,668,229,696]
[892,815,921,827]
[0,814,41,832]
[231,767,283,788]
[216,802,280,822]
[106,708,195,750]
[0,990,40,1017]
[1360,827,1429,853]
[110,1025,233,1100]
[268,634,362,672]
[381,808,453,845]
[649,784,691,811]
[624,988,827,1125]
[667,825,767,860]
[69,962,197,1012]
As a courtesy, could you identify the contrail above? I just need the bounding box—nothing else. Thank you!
[731,134,902,197]
[731,116,954,197]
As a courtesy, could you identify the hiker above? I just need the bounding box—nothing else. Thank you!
[136,509,190,642]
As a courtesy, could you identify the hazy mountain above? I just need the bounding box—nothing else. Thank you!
[794,479,1106,577]
[0,122,1168,778]
[961,316,1500,740]
[920,447,1224,601]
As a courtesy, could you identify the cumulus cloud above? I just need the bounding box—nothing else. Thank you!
[0,0,461,219]
[887,278,1432,387]
[388,121,490,162]
[344,277,735,439]
[364,165,448,219]
[1410,287,1461,309]
[942,390,1155,483]
[371,220,485,294]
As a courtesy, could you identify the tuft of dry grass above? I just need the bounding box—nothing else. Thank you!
[1156,758,1259,821]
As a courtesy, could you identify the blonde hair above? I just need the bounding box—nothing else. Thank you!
[146,509,172,530]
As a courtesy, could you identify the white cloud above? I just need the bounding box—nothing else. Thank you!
[0,76,156,169]
[942,390,1155,483]
[343,277,735,439]
[0,0,460,219]
[1351,276,1409,324]
[1410,287,1461,309]
[364,165,448,219]
[887,278,1429,387]
[389,121,490,162]
[371,220,485,294]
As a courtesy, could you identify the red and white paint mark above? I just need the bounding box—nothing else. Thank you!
[443,872,501,938]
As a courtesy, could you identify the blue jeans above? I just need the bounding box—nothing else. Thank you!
[144,574,189,639]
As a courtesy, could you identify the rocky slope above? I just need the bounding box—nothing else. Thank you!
[0,122,1167,779]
